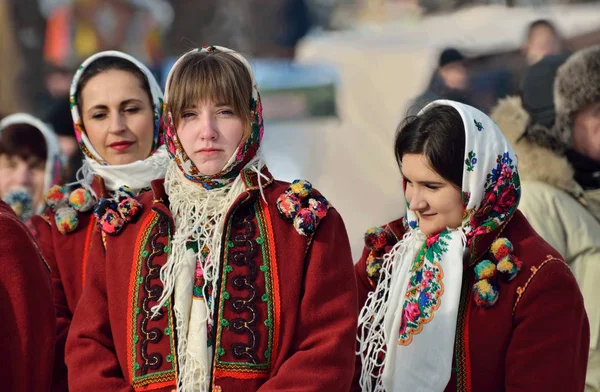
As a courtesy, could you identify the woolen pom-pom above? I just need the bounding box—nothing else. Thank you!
[473,279,499,308]
[114,186,136,201]
[100,209,125,235]
[289,180,312,199]
[117,198,142,223]
[497,255,522,281]
[490,237,513,261]
[293,208,317,236]
[474,259,497,281]
[364,227,394,251]
[276,192,302,221]
[55,206,79,234]
[68,188,95,212]
[93,199,117,220]
[308,195,330,220]
[46,185,69,210]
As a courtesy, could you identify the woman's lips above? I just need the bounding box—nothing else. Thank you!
[109,141,134,151]
[197,148,222,156]
[420,213,437,219]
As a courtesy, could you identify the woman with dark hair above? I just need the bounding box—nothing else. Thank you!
[66,46,357,392]
[30,50,168,391]
[0,113,62,222]
[353,100,589,391]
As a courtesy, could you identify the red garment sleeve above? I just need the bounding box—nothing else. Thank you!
[0,213,55,391]
[31,214,70,392]
[505,259,589,392]
[65,231,133,391]
[258,210,359,391]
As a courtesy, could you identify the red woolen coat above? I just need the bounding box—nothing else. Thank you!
[66,168,358,391]
[0,200,55,391]
[353,211,589,392]
[30,176,108,392]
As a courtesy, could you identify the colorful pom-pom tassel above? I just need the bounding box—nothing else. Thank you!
[117,197,142,223]
[99,209,125,236]
[276,192,302,221]
[364,227,394,251]
[68,188,95,212]
[473,279,499,308]
[94,199,117,220]
[490,238,513,261]
[115,186,136,201]
[366,253,383,281]
[496,255,523,281]
[289,180,312,199]
[474,259,497,281]
[55,206,79,234]
[308,196,330,221]
[293,208,317,236]
[4,188,33,221]
[46,185,69,210]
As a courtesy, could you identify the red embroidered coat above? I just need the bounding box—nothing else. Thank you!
[66,169,358,391]
[0,200,56,391]
[353,211,589,392]
[30,176,109,392]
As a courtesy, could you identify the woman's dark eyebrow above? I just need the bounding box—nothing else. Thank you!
[120,98,144,106]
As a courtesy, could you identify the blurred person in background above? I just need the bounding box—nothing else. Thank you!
[30,50,168,391]
[42,64,83,183]
[0,199,55,392]
[0,114,63,223]
[523,19,565,66]
[0,0,27,114]
[43,0,173,71]
[408,48,474,116]
[492,47,600,392]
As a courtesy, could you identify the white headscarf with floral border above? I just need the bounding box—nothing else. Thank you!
[0,113,63,216]
[357,100,521,392]
[70,50,168,194]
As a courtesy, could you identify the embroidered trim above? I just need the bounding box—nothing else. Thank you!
[454,274,473,392]
[213,197,280,379]
[127,210,177,390]
[512,255,557,315]
[80,216,96,290]
[228,205,260,364]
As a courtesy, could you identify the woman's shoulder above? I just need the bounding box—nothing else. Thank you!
[264,178,342,238]
[501,211,580,309]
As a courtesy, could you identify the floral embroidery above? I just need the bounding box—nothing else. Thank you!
[464,153,520,240]
[464,151,477,172]
[474,119,484,131]
[398,231,450,345]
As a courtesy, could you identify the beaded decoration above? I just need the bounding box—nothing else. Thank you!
[276,180,330,236]
[472,237,522,308]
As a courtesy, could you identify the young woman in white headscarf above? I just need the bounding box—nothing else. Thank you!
[353,100,589,392]
[30,50,169,391]
[65,46,358,392]
[0,113,62,224]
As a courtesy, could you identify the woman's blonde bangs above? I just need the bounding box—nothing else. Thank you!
[167,51,253,128]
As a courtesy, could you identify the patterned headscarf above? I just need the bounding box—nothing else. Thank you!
[163,46,263,189]
[70,50,165,164]
[358,100,521,392]
[0,113,63,218]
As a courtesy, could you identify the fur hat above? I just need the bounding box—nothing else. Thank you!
[554,45,600,147]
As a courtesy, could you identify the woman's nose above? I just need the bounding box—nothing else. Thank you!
[108,113,126,134]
